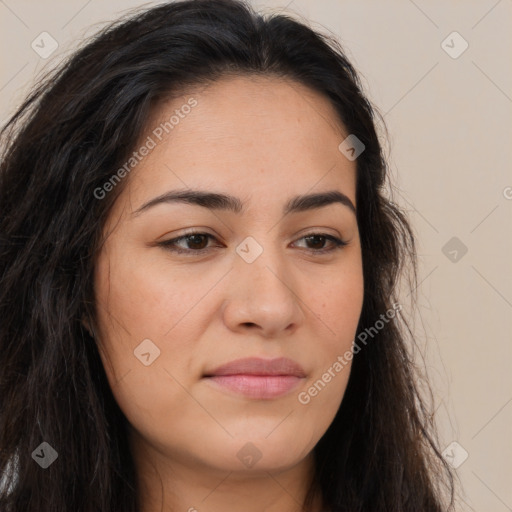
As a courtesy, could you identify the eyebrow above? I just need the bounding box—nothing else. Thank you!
[132,189,356,217]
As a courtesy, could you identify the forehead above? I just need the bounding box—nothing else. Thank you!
[147,73,347,148]
[118,75,356,215]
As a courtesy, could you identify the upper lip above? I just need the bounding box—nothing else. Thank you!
[204,357,306,377]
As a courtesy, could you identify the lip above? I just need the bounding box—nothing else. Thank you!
[205,357,306,378]
[203,357,306,399]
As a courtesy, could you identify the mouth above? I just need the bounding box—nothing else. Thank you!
[203,357,306,399]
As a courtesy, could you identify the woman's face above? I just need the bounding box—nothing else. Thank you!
[93,75,364,477]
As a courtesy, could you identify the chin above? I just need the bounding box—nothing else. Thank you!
[202,433,314,474]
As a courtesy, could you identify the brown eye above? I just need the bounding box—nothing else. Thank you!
[294,233,348,254]
[304,235,328,250]
[182,234,209,250]
[158,232,218,254]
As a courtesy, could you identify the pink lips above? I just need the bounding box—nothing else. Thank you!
[204,357,306,399]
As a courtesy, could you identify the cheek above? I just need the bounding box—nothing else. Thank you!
[313,264,364,343]
[293,262,363,412]
[92,245,211,413]
[92,253,201,445]
[93,245,202,346]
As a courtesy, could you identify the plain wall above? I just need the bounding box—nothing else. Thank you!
[1,1,511,511]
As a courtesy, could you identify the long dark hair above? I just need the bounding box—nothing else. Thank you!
[0,1,455,510]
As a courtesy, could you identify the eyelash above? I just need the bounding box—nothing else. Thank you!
[157,230,348,256]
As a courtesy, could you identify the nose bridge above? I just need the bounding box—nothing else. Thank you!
[224,234,302,334]
[235,234,289,294]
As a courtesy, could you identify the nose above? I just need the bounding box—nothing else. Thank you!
[222,245,304,338]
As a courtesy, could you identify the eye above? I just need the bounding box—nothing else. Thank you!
[157,231,348,256]
[157,231,219,254]
[292,233,348,254]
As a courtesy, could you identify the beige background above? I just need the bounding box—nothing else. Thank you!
[1,1,511,510]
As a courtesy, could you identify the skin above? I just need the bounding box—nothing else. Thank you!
[92,75,364,512]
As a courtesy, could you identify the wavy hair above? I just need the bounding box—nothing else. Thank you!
[0,0,455,510]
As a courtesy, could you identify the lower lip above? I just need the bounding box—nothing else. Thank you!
[205,375,303,399]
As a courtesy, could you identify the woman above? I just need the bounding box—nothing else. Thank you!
[0,0,455,510]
